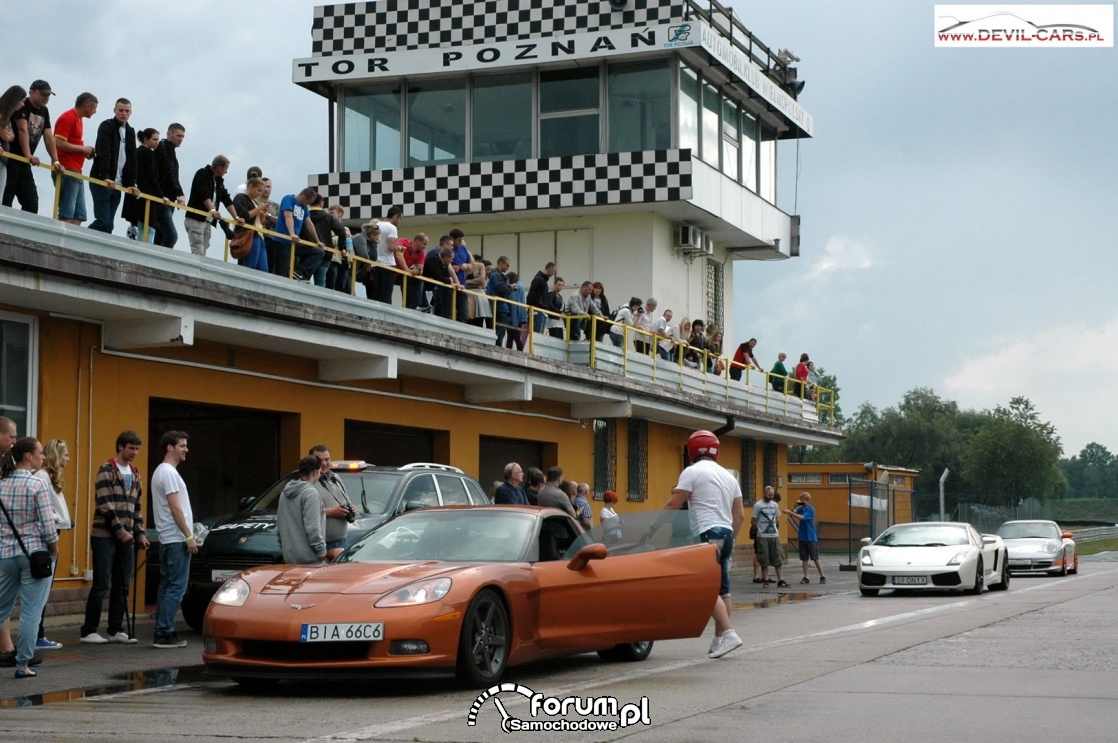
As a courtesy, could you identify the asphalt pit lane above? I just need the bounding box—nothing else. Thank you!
[1,664,206,708]
[736,591,822,609]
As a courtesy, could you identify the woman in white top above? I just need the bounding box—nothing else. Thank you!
[31,438,71,650]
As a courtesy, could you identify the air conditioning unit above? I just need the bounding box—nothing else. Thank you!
[676,225,705,252]
[700,234,714,256]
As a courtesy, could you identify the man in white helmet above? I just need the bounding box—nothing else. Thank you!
[645,430,744,659]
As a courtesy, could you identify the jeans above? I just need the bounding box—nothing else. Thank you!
[313,252,331,287]
[184,217,211,256]
[325,538,347,552]
[275,241,325,279]
[150,203,178,248]
[1,160,38,212]
[0,555,54,667]
[238,235,269,272]
[326,261,350,293]
[533,310,547,334]
[700,526,735,597]
[57,171,87,221]
[88,182,122,233]
[82,536,134,637]
[370,265,396,303]
[154,541,191,637]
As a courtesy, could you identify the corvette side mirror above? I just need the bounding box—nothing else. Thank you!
[567,543,608,571]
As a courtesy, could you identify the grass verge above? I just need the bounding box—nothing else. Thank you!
[1077,538,1118,556]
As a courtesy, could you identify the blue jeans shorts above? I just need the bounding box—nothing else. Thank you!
[700,526,735,597]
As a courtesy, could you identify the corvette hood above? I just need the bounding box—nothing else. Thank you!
[864,545,972,568]
[248,561,471,596]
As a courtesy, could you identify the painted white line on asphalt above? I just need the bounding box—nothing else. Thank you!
[299,565,1118,742]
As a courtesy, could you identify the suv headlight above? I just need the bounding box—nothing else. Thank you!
[375,577,452,607]
[213,578,250,607]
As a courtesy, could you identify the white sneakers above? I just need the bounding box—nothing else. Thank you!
[80,632,137,644]
[709,630,743,659]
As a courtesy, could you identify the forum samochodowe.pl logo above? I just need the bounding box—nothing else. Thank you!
[935,4,1114,47]
[466,682,652,733]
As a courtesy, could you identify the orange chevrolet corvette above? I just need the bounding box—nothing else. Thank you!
[203,505,719,687]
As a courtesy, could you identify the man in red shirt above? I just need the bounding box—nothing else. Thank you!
[402,233,428,309]
[53,92,98,225]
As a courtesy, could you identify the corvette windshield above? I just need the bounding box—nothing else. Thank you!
[875,525,970,547]
[341,509,535,562]
[997,522,1060,540]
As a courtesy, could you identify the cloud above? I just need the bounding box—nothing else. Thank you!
[943,316,1118,455]
[803,236,875,282]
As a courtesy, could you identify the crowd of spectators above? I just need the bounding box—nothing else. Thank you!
[1,80,825,403]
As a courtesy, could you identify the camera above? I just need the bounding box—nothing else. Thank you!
[344,503,357,523]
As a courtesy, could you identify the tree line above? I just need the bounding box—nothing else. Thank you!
[795,384,1114,501]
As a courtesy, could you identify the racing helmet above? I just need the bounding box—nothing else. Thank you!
[687,430,719,462]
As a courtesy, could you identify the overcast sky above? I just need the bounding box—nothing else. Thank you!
[8,1,1114,456]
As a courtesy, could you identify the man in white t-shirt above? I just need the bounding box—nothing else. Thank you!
[369,205,404,304]
[150,430,196,649]
[652,308,676,361]
[645,430,745,659]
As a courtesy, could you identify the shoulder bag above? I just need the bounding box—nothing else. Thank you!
[0,494,53,579]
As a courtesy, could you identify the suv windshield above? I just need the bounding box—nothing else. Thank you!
[250,471,403,516]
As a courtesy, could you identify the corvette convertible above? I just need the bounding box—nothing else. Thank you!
[202,506,720,687]
[858,521,1010,596]
[997,519,1078,576]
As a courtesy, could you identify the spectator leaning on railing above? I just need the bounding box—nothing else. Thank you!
[53,92,98,226]
[2,80,63,214]
[88,98,138,234]
[151,123,186,249]
[185,155,240,256]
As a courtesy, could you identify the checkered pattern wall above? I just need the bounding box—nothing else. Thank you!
[309,150,692,219]
[312,0,684,56]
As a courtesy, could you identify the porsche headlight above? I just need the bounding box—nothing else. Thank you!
[1044,540,1060,553]
[946,550,970,566]
[860,550,873,566]
[374,577,452,608]
[213,577,250,607]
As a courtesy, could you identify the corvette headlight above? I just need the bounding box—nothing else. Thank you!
[1044,540,1060,553]
[860,551,873,566]
[374,577,452,607]
[212,578,250,607]
[946,550,970,566]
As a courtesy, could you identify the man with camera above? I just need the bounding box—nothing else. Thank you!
[785,492,826,584]
[310,445,355,555]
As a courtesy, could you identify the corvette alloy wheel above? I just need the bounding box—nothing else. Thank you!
[457,589,510,687]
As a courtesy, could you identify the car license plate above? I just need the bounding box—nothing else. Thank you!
[211,570,240,583]
[892,576,927,585]
[300,622,384,643]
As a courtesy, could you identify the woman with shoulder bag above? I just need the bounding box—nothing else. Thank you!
[231,177,270,272]
[0,437,58,678]
[30,439,71,651]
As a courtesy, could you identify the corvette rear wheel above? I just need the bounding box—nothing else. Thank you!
[457,589,510,688]
[967,559,985,595]
[598,641,654,663]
